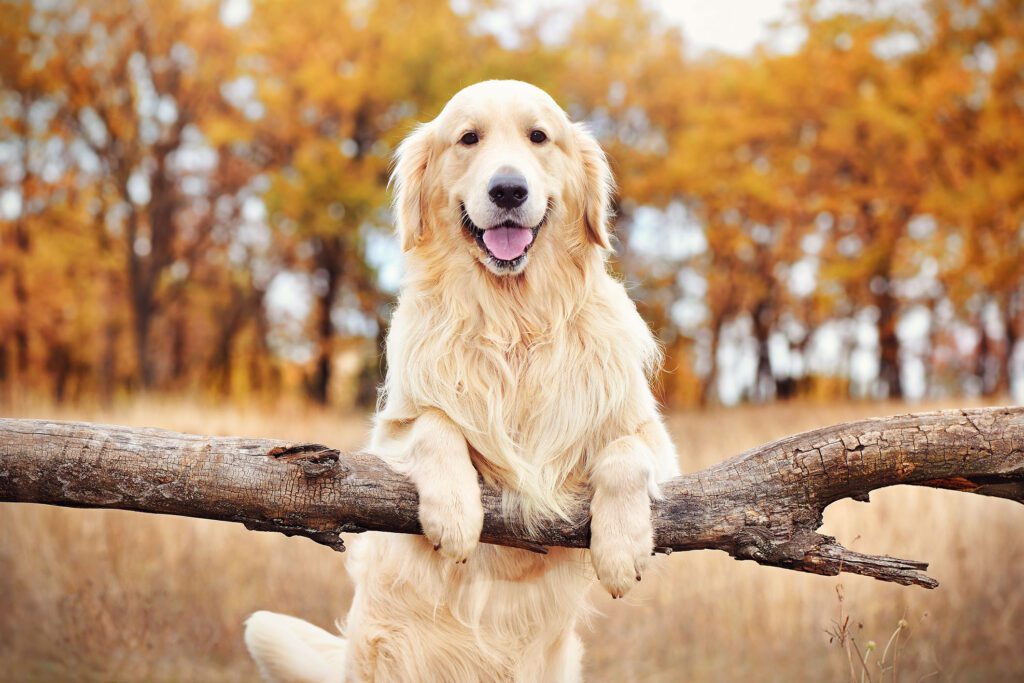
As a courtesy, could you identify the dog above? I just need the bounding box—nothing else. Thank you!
[245,80,680,682]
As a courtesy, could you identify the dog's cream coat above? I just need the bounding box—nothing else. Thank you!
[246,80,680,682]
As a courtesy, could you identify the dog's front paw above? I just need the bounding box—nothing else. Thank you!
[417,484,484,563]
[590,503,653,599]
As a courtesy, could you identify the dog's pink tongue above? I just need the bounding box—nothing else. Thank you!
[482,226,534,261]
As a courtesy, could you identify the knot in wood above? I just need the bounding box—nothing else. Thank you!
[734,526,778,562]
[268,444,342,478]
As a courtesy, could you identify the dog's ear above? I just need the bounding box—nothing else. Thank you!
[573,122,614,251]
[391,123,434,251]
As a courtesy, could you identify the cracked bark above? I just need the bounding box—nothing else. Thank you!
[1,407,1022,588]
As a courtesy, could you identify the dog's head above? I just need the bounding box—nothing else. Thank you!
[392,80,613,277]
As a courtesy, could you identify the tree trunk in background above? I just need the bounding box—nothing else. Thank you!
[975,300,1002,397]
[699,317,723,406]
[248,299,275,395]
[169,305,188,386]
[0,344,8,401]
[97,269,120,403]
[213,328,235,396]
[307,240,341,405]
[11,215,31,384]
[1002,332,1017,398]
[124,204,157,390]
[992,291,1019,397]
[12,269,30,383]
[783,333,813,399]
[99,320,119,404]
[123,135,182,391]
[355,315,387,408]
[877,288,903,399]
[130,284,155,390]
[977,321,995,396]
[208,283,257,397]
[8,145,34,388]
[1014,289,1024,398]
[751,301,775,402]
[46,344,71,403]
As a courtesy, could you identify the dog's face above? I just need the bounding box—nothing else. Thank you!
[393,80,613,276]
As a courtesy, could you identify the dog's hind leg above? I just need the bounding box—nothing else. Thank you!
[244,611,347,683]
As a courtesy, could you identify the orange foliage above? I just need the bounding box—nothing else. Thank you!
[1,0,1022,406]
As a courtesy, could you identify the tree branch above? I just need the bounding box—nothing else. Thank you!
[2,407,1022,588]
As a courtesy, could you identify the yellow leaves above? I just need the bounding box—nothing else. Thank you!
[204,113,242,148]
[3,0,1024,402]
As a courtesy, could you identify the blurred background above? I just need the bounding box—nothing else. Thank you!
[1,0,1023,681]
[2,0,1022,408]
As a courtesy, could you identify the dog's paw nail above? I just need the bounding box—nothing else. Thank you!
[636,575,642,582]
[433,543,441,551]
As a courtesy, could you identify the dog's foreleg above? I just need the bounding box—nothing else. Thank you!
[404,409,484,564]
[588,424,668,598]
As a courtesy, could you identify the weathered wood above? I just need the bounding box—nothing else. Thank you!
[1,407,1022,588]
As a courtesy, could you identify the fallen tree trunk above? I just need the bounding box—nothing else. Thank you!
[1,407,1022,588]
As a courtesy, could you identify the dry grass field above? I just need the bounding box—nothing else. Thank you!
[1,398,1022,682]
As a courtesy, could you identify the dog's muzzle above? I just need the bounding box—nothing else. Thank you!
[461,203,548,270]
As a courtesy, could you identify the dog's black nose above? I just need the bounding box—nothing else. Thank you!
[488,173,528,210]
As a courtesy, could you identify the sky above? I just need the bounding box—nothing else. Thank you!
[222,0,799,56]
[658,0,798,55]
[475,0,801,56]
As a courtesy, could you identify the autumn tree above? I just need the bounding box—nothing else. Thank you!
[2,0,1022,407]
[0,0,269,397]
[551,0,707,403]
[242,0,513,404]
[914,0,1024,396]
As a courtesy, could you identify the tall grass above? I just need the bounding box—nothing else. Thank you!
[1,398,1021,682]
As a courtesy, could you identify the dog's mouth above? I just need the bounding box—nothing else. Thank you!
[460,203,548,270]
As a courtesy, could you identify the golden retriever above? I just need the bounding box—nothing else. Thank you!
[244,80,680,683]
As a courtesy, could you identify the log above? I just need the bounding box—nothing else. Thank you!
[1,407,1022,588]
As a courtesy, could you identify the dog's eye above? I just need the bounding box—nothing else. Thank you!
[529,130,547,144]
[460,131,479,146]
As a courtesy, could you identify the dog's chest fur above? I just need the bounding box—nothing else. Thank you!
[379,266,658,520]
